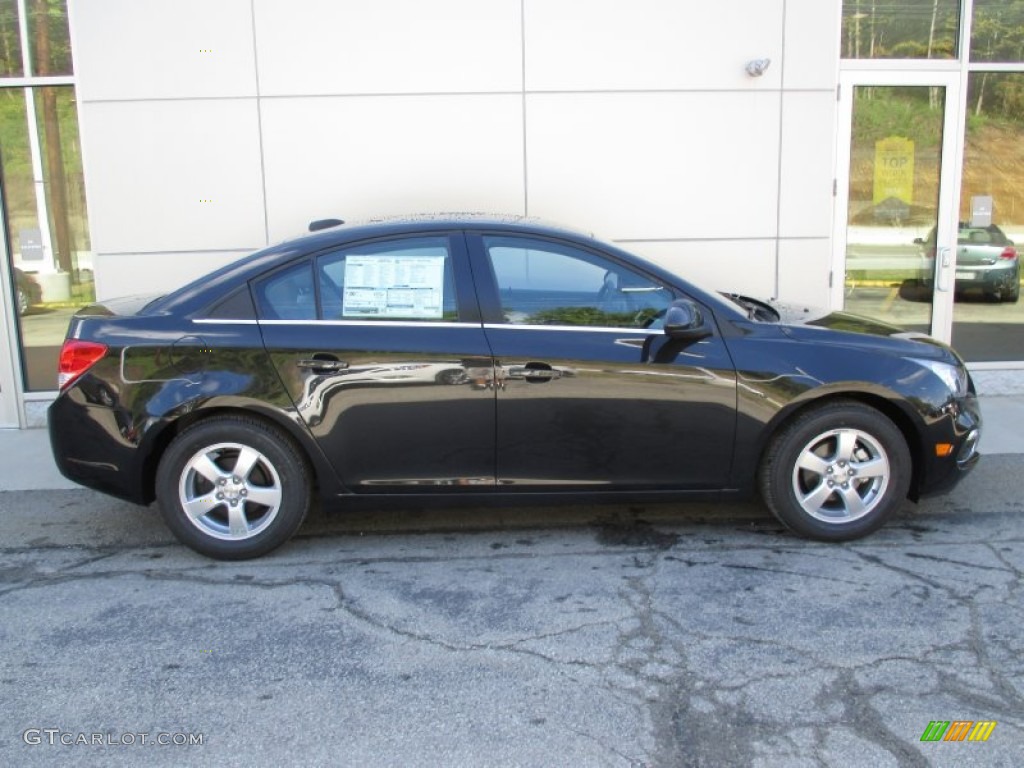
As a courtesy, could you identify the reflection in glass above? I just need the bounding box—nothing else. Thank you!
[842,0,959,59]
[844,86,944,333]
[1,85,93,391]
[0,0,24,76]
[971,0,1024,63]
[952,73,1024,362]
[26,0,71,76]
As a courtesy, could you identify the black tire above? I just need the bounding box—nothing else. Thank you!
[155,416,311,559]
[758,401,911,541]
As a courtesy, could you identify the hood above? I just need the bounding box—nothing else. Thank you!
[770,303,954,361]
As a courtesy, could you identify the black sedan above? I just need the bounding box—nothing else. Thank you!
[49,215,981,559]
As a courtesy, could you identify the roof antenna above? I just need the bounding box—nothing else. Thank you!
[309,218,344,232]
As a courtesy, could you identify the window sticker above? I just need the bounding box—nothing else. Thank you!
[342,254,445,318]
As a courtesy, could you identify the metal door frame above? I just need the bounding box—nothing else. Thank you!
[0,186,25,428]
[832,69,964,343]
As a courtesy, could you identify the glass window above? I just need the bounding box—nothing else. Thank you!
[952,72,1024,361]
[27,0,72,75]
[2,85,94,391]
[841,0,959,60]
[484,236,671,328]
[254,261,316,321]
[0,0,24,76]
[317,237,456,321]
[971,0,1024,63]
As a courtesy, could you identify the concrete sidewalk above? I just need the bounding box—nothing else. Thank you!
[2,396,1021,493]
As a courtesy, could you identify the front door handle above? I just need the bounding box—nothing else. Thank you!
[523,369,558,380]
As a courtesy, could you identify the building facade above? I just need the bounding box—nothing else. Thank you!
[1,0,1022,428]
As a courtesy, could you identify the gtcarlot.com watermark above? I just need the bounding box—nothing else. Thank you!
[23,729,204,747]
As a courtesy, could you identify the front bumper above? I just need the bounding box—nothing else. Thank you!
[917,392,982,497]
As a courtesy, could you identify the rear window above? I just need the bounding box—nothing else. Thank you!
[957,226,1010,245]
[253,261,316,320]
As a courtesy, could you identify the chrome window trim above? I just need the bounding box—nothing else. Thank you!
[483,323,659,335]
[192,319,663,335]
[194,318,474,329]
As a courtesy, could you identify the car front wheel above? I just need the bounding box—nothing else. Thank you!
[758,401,911,541]
[156,416,311,559]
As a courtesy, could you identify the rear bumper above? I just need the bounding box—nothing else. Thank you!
[48,392,149,504]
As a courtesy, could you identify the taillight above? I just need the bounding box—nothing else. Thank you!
[1000,246,1017,260]
[58,340,108,391]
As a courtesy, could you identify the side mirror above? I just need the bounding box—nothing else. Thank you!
[663,299,711,341]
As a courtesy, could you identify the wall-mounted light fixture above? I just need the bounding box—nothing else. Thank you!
[746,58,771,77]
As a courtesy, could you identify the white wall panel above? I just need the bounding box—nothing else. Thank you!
[260,95,525,242]
[783,0,841,90]
[254,0,522,96]
[626,239,777,299]
[778,91,836,239]
[776,238,832,307]
[526,92,781,241]
[69,0,256,101]
[94,251,252,301]
[80,100,266,254]
[525,0,783,91]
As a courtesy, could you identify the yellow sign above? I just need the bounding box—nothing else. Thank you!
[874,136,915,205]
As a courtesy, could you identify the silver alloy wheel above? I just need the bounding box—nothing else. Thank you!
[17,287,28,315]
[791,428,890,524]
[178,442,283,541]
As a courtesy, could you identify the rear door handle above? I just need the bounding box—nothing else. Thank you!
[296,358,349,372]
[520,362,558,383]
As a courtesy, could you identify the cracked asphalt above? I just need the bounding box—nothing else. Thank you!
[2,457,1022,767]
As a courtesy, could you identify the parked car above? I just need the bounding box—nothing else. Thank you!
[915,223,1020,302]
[13,268,42,315]
[49,215,981,559]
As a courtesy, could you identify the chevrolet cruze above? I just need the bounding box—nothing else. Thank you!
[49,216,981,559]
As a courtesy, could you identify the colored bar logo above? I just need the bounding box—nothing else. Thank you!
[920,721,996,742]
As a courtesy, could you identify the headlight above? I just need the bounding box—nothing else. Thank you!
[907,358,968,398]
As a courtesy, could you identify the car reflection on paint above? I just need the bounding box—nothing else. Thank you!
[297,361,470,424]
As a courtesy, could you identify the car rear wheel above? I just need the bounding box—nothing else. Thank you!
[758,401,911,541]
[17,286,29,315]
[156,416,311,559]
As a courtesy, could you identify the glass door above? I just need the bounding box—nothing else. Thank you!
[951,72,1024,363]
[834,71,961,342]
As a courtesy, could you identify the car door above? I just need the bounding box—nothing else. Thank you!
[467,232,737,490]
[255,232,496,491]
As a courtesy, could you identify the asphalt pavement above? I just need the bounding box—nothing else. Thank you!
[1,399,1022,766]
